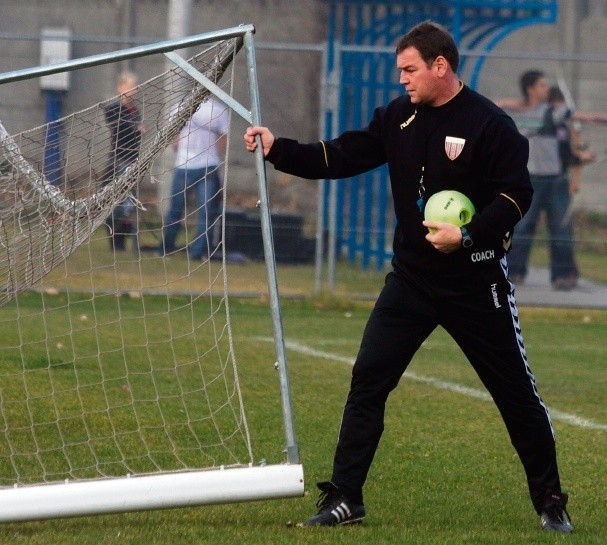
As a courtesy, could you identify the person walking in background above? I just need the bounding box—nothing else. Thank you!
[158,97,228,261]
[548,85,596,197]
[245,21,572,533]
[547,85,597,288]
[104,71,143,252]
[496,71,579,290]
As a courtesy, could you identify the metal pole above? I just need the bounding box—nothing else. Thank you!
[327,40,342,293]
[314,45,330,295]
[0,25,255,85]
[158,0,194,218]
[243,31,300,466]
[42,90,63,186]
[167,0,193,37]
[558,0,580,104]
[167,0,193,55]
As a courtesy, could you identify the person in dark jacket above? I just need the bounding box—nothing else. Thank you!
[103,71,143,252]
[498,72,581,291]
[245,21,572,533]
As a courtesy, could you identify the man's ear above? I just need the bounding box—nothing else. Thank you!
[434,56,449,76]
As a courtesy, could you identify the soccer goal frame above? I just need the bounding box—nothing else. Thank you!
[0,25,303,522]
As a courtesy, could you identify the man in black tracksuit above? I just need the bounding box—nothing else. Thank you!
[245,21,572,533]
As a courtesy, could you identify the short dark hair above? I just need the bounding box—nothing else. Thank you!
[548,85,565,104]
[519,70,544,99]
[395,21,459,72]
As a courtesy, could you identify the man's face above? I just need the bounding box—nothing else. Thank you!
[397,46,437,105]
[118,78,138,103]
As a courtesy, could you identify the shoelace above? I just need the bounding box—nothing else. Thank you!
[316,488,333,510]
[541,490,572,531]
[544,503,571,524]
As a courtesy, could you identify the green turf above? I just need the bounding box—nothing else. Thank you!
[0,296,605,544]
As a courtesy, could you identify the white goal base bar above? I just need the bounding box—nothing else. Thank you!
[0,464,304,523]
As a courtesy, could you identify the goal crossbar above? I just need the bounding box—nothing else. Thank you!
[0,25,256,87]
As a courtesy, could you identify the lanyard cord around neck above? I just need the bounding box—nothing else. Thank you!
[415,81,465,213]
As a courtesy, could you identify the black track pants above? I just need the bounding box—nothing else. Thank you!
[331,265,561,513]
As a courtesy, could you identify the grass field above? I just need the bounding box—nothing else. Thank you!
[0,294,605,544]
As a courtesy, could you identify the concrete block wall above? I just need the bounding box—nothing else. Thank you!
[1,1,606,217]
[0,0,327,215]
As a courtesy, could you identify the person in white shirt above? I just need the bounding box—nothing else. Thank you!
[158,97,228,260]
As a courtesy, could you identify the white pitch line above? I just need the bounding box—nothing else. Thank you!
[257,337,607,432]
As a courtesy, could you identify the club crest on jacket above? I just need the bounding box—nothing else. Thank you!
[445,136,465,160]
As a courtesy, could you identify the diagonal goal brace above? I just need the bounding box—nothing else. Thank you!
[164,51,253,124]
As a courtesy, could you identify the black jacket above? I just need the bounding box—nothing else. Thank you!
[104,100,142,175]
[266,85,533,283]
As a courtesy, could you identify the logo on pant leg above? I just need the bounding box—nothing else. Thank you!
[490,283,502,308]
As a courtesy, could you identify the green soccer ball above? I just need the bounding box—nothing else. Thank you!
[424,190,475,233]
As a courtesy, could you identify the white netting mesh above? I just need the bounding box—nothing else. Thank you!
[0,36,239,306]
[0,36,256,486]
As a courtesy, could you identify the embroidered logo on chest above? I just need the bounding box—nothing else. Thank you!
[445,136,465,160]
[399,111,417,129]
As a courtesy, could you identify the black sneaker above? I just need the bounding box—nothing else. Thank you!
[540,490,573,533]
[300,481,365,527]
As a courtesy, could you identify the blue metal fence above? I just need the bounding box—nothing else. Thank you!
[323,0,557,270]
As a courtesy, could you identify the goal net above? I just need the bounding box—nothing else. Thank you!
[0,26,302,522]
